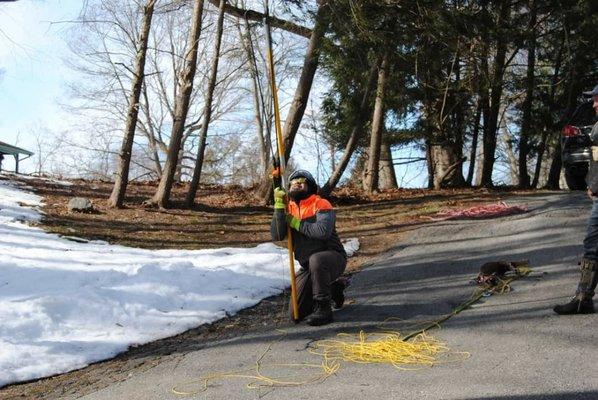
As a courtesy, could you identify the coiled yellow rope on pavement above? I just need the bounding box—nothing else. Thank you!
[171,329,460,395]
[171,266,531,396]
[309,330,467,371]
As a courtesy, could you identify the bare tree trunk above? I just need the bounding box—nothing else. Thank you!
[537,143,552,187]
[466,42,481,187]
[141,81,162,178]
[108,0,156,208]
[430,144,466,190]
[149,0,205,208]
[517,0,536,188]
[466,99,482,186]
[532,127,549,187]
[544,36,565,190]
[330,142,336,172]
[501,117,519,184]
[353,151,367,188]
[320,58,380,197]
[480,1,510,187]
[476,42,490,187]
[546,139,562,189]
[379,138,398,189]
[454,51,466,180]
[425,139,435,189]
[425,51,466,190]
[474,136,485,186]
[361,145,397,190]
[365,52,388,193]
[434,156,467,190]
[186,0,226,207]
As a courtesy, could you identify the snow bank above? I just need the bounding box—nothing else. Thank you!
[343,237,360,257]
[0,179,358,387]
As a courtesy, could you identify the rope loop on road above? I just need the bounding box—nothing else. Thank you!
[171,266,532,396]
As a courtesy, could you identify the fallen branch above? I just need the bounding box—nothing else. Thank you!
[207,0,312,38]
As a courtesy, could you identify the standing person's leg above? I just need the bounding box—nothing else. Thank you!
[305,250,346,326]
[554,199,598,314]
[582,199,598,261]
[577,198,598,302]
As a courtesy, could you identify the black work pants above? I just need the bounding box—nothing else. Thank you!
[290,250,346,320]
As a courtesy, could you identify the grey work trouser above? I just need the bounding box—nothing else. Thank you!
[290,250,346,321]
[583,198,598,261]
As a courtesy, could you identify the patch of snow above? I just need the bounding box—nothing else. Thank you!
[6,173,74,187]
[0,180,356,387]
[343,237,360,257]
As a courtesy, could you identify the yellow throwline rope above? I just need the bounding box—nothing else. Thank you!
[171,266,531,396]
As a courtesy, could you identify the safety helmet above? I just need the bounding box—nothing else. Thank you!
[582,84,598,97]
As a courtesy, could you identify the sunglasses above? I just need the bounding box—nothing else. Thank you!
[290,177,307,185]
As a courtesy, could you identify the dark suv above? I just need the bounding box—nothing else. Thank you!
[561,100,596,190]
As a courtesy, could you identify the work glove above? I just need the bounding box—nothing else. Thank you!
[286,214,301,231]
[271,166,281,180]
[273,187,286,210]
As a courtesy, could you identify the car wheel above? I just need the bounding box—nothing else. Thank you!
[565,163,588,190]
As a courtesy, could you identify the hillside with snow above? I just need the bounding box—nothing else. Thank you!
[0,177,358,387]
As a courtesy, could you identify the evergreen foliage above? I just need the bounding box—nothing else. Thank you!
[319,0,597,189]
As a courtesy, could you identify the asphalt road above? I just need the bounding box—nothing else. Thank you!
[77,192,598,400]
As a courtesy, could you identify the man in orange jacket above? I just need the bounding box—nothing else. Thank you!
[271,170,347,326]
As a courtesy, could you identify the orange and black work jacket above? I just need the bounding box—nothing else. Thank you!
[271,194,346,268]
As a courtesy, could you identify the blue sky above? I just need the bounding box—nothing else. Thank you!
[0,1,81,171]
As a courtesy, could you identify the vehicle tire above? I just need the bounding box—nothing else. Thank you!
[565,163,588,190]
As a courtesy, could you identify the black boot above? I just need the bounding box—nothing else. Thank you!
[554,258,598,315]
[306,300,333,326]
[331,279,345,310]
[553,297,594,315]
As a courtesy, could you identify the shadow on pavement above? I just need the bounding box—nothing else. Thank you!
[463,392,598,400]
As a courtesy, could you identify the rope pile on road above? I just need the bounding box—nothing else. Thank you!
[309,330,467,371]
[425,202,527,221]
[171,268,532,396]
[171,329,457,396]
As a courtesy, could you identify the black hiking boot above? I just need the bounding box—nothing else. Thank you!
[554,259,598,315]
[553,297,595,315]
[331,280,345,310]
[306,300,333,326]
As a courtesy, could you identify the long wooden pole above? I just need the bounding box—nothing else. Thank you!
[264,3,299,321]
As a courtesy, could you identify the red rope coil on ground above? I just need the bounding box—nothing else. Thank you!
[425,202,527,221]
